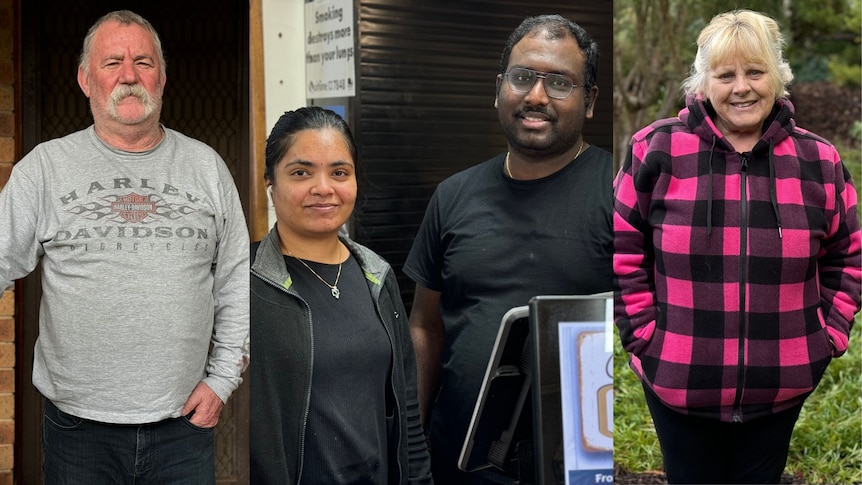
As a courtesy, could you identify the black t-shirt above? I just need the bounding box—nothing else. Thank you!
[284,254,391,485]
[403,147,615,469]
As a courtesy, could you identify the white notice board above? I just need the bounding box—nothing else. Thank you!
[304,0,356,98]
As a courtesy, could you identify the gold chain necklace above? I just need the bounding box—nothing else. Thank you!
[504,138,585,179]
[289,251,343,299]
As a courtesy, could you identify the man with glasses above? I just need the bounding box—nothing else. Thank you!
[404,14,614,484]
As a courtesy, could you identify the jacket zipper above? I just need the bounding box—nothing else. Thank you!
[251,269,314,483]
[372,272,404,484]
[732,154,750,423]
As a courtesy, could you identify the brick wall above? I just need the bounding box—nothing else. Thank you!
[0,0,14,482]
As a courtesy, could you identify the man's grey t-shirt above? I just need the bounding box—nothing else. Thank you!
[0,126,249,424]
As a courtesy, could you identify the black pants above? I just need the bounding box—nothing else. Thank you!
[43,400,215,485]
[643,384,803,484]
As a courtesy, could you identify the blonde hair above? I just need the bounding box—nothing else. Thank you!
[681,9,793,99]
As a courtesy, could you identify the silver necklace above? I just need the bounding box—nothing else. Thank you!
[290,253,342,299]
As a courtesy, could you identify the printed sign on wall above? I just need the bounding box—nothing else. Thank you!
[304,0,355,98]
[559,322,613,484]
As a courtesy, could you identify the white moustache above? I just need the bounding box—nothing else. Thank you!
[110,84,151,104]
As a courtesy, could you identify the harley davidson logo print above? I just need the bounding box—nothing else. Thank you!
[111,193,156,223]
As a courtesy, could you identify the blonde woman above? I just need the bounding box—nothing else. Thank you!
[614,10,861,484]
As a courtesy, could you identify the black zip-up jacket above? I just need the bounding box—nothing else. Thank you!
[250,226,433,484]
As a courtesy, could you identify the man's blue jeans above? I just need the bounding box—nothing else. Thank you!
[42,399,216,485]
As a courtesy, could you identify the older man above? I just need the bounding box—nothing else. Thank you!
[0,10,248,484]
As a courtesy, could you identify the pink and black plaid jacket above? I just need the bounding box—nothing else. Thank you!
[613,97,862,423]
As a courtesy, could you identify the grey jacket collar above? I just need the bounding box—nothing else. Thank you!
[251,224,391,299]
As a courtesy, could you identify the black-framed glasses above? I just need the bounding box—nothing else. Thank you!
[503,67,578,99]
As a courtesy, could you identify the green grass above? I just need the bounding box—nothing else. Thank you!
[787,317,862,484]
[613,327,663,474]
[613,316,862,483]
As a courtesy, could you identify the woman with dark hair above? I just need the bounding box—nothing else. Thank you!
[250,106,433,484]
[614,9,861,484]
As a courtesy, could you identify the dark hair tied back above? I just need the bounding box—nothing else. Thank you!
[264,106,357,183]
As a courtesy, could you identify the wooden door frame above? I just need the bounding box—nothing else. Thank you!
[248,0,268,242]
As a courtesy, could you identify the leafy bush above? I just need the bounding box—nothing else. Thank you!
[837,124,862,220]
[828,56,862,88]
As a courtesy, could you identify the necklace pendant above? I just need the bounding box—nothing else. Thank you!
[331,287,340,299]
